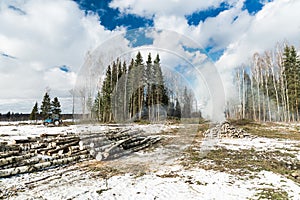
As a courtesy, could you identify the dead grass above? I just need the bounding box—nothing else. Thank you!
[81,160,151,179]
[251,187,289,200]
[229,119,300,140]
[183,147,300,184]
[243,125,300,140]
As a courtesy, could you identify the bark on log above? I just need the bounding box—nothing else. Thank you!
[0,151,20,159]
[79,133,106,140]
[1,157,41,169]
[95,138,131,160]
[0,153,35,167]
[0,154,89,178]
[0,144,20,152]
[105,129,140,140]
[47,140,79,155]
[9,138,37,144]
[122,137,150,149]
[39,136,80,144]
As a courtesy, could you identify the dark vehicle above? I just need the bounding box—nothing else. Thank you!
[43,114,62,126]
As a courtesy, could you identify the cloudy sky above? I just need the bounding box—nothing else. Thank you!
[0,0,300,114]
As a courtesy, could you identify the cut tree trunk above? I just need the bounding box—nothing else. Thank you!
[0,154,89,178]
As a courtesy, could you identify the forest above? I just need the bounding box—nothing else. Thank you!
[90,52,196,123]
[88,43,300,123]
[228,44,300,122]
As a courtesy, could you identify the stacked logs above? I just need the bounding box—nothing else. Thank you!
[0,128,161,177]
[80,128,161,161]
[203,121,251,138]
[0,133,90,178]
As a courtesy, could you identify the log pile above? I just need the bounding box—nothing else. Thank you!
[203,121,251,138]
[0,127,162,177]
[0,133,90,178]
[80,128,161,161]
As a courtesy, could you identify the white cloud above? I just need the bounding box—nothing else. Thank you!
[217,0,300,71]
[1,0,299,119]
[110,0,300,120]
[109,0,241,18]
[0,0,121,113]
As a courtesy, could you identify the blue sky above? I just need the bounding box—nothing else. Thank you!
[0,0,299,114]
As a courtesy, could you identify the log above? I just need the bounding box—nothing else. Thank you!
[95,138,131,160]
[45,138,79,148]
[105,129,140,140]
[0,154,89,178]
[68,149,89,157]
[79,133,106,140]
[47,140,79,155]
[90,140,112,149]
[79,141,89,151]
[0,141,8,145]
[35,146,57,154]
[0,153,35,167]
[39,136,80,144]
[0,151,20,159]
[135,137,160,151]
[10,137,37,144]
[40,133,69,138]
[122,137,150,149]
[0,144,20,152]
[1,157,41,169]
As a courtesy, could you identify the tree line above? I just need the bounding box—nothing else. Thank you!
[228,44,300,122]
[29,93,62,121]
[89,52,195,122]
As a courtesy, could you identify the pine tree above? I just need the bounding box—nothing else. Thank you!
[51,97,62,116]
[29,102,39,121]
[40,92,51,119]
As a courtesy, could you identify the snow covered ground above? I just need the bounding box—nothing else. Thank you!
[1,122,300,199]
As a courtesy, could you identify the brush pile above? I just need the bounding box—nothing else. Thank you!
[203,121,250,138]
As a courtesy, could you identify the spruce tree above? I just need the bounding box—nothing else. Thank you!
[134,51,145,120]
[93,91,103,121]
[283,45,300,121]
[182,87,192,118]
[167,101,175,118]
[127,59,135,118]
[122,61,128,120]
[102,65,112,122]
[174,99,181,119]
[40,92,51,119]
[111,61,118,91]
[153,54,169,120]
[145,53,153,120]
[29,102,39,121]
[51,97,62,116]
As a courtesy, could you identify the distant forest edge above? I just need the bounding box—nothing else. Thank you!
[2,43,300,123]
[0,113,76,122]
